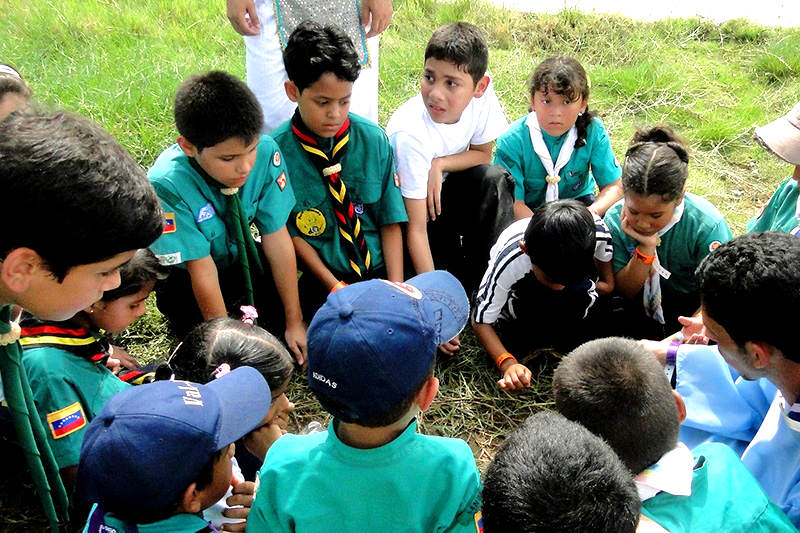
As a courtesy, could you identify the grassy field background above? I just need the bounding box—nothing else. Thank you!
[2,0,800,529]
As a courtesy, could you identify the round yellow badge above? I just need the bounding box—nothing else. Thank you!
[295,208,326,237]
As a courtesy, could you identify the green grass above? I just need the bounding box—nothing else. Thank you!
[3,0,800,529]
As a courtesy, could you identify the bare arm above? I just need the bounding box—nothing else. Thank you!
[513,199,533,221]
[261,227,306,364]
[226,0,261,36]
[594,258,614,296]
[292,236,339,291]
[472,320,531,391]
[186,255,227,319]
[380,223,404,282]
[589,180,623,216]
[404,198,434,274]
[427,141,494,220]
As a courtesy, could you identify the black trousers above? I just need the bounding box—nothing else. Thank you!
[428,164,515,294]
[297,265,388,323]
[155,256,284,340]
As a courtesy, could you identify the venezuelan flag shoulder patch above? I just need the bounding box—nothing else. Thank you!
[46,401,86,439]
[163,212,177,234]
[474,511,483,533]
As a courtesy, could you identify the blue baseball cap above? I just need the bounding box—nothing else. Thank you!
[76,366,270,521]
[307,271,468,423]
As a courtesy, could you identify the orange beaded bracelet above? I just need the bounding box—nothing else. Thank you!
[330,280,348,293]
[633,248,655,264]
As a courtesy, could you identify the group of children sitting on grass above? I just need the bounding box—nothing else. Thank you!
[2,14,800,533]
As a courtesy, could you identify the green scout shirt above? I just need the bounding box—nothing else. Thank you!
[494,114,621,209]
[249,420,484,533]
[148,135,295,269]
[605,192,732,294]
[642,443,797,533]
[271,113,407,276]
[82,505,215,533]
[747,177,800,234]
[21,326,130,469]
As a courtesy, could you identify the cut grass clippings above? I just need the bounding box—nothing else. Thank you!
[2,0,800,529]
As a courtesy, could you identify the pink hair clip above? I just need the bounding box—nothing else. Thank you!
[240,305,258,325]
[212,362,232,380]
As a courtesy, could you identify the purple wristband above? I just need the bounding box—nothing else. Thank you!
[666,340,680,367]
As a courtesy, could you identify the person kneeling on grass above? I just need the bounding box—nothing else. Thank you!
[472,199,613,391]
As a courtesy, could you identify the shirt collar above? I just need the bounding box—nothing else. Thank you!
[634,442,694,501]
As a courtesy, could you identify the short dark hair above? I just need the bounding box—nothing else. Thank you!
[523,199,596,285]
[425,22,488,85]
[0,109,163,281]
[283,20,360,93]
[552,337,679,474]
[697,232,800,361]
[173,71,263,152]
[101,249,168,302]
[622,126,689,202]
[482,411,640,533]
[161,317,294,396]
[529,56,595,149]
[312,360,435,428]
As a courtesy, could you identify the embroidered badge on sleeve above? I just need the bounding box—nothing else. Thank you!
[277,171,287,191]
[47,401,86,439]
[163,212,177,234]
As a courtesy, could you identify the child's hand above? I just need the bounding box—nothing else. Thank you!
[678,314,709,344]
[107,345,140,373]
[284,320,308,368]
[438,335,461,356]
[637,339,669,365]
[497,363,532,391]
[620,209,660,252]
[220,479,256,532]
[427,161,444,221]
[225,0,261,36]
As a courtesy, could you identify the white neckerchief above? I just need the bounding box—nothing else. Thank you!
[643,199,685,324]
[634,442,695,501]
[527,111,578,202]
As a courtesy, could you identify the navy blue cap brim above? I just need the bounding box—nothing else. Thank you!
[405,271,469,344]
[206,366,271,448]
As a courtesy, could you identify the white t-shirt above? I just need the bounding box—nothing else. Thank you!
[386,78,508,199]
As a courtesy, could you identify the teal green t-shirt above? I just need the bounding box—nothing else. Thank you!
[642,443,797,532]
[747,177,800,234]
[493,114,621,209]
[249,420,483,533]
[148,135,296,269]
[20,325,130,469]
[272,113,407,276]
[82,504,214,533]
[604,192,732,294]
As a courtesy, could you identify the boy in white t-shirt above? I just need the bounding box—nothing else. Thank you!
[386,22,511,298]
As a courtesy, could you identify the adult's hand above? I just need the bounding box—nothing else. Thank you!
[227,0,261,36]
[361,0,393,38]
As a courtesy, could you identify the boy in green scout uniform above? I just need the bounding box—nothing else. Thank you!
[0,109,163,530]
[748,100,800,235]
[149,71,307,363]
[271,21,407,314]
[18,249,168,495]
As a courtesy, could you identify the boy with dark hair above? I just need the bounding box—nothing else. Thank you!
[482,411,641,533]
[472,199,613,391]
[248,271,484,532]
[76,366,270,531]
[639,232,800,526]
[387,22,512,294]
[553,337,796,532]
[149,70,307,362]
[0,109,163,530]
[271,21,407,316]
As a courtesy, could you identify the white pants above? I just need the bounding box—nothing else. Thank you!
[244,0,379,133]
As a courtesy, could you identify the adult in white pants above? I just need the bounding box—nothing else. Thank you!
[226,0,392,133]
